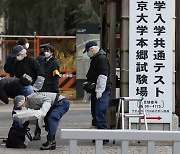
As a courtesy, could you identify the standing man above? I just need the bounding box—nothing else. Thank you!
[12,44,45,140]
[39,44,60,93]
[4,38,29,77]
[12,45,45,92]
[83,41,111,144]
[34,44,60,140]
[36,43,50,67]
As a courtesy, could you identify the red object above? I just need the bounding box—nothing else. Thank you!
[141,116,162,120]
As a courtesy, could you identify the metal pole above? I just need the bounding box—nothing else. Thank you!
[34,31,36,58]
[175,0,180,124]
[100,0,104,49]
[100,0,108,52]
[108,0,116,99]
[120,0,129,112]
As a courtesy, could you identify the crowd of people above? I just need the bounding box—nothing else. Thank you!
[1,39,112,150]
[1,38,70,150]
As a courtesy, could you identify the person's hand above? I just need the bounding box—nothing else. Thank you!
[96,92,102,99]
[38,115,44,128]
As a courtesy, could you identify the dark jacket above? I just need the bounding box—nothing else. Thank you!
[4,54,16,77]
[0,78,27,104]
[40,56,60,93]
[13,56,44,84]
[86,49,111,89]
[36,54,45,67]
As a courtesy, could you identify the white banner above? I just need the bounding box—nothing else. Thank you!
[129,0,173,123]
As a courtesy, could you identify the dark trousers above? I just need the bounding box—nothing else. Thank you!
[44,98,70,135]
[91,90,110,129]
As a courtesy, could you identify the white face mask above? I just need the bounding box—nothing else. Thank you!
[44,52,51,58]
[24,43,29,49]
[16,55,24,61]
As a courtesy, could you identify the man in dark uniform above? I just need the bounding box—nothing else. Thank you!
[34,44,60,140]
[83,41,111,145]
[36,43,50,67]
[39,44,60,93]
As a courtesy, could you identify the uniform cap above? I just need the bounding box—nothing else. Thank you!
[44,45,55,53]
[40,43,50,49]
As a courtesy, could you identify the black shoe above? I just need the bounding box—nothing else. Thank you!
[92,140,95,143]
[40,135,56,150]
[33,133,41,140]
[42,135,50,146]
[40,143,56,150]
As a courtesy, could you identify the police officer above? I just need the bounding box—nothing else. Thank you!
[33,44,60,140]
[83,41,111,144]
[39,44,60,93]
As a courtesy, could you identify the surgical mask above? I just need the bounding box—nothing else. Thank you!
[24,43,29,49]
[87,51,93,58]
[44,52,51,58]
[16,55,24,61]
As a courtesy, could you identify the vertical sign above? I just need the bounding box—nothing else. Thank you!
[76,23,100,98]
[129,0,173,123]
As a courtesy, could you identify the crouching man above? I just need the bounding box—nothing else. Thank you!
[6,92,70,150]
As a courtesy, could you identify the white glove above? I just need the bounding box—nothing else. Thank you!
[95,75,107,99]
[96,92,102,99]
[33,76,45,91]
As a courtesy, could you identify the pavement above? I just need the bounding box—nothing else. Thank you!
[0,100,173,154]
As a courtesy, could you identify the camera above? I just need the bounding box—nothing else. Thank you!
[83,82,96,93]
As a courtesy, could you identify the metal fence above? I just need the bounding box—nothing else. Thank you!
[0,35,76,91]
[60,129,180,154]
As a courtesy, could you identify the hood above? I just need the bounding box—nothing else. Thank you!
[91,49,106,59]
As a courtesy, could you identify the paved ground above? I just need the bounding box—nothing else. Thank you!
[0,100,173,154]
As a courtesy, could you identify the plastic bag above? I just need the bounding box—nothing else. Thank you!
[83,91,91,103]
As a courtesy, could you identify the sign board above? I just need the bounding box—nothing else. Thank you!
[129,0,173,123]
[76,23,100,98]
[76,23,100,79]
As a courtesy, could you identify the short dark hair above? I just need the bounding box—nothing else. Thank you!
[18,38,28,46]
